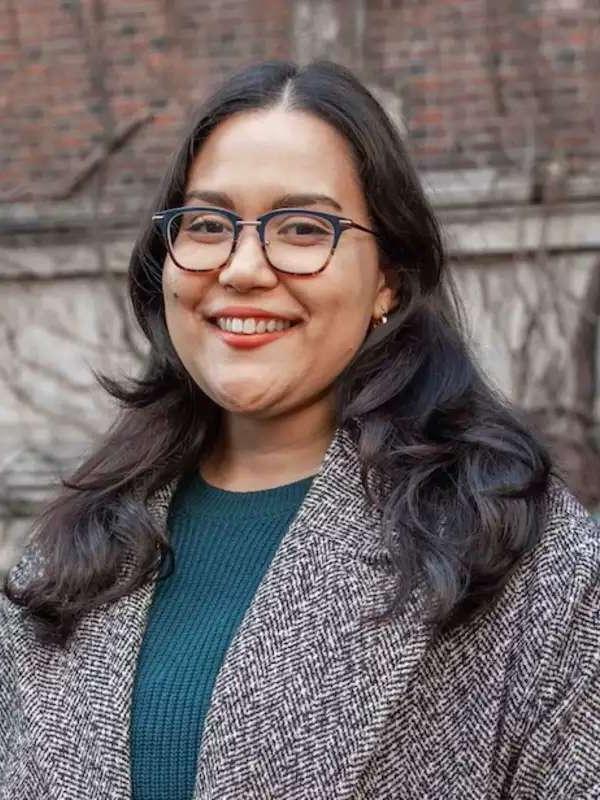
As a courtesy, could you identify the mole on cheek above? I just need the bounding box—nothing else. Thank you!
[172,291,179,300]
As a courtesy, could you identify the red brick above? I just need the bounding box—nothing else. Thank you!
[1,0,597,203]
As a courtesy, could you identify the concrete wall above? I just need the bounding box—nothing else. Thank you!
[1,0,599,573]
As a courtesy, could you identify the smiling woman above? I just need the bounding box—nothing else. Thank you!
[158,106,392,460]
[1,61,599,800]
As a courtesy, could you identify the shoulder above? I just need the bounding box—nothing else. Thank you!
[521,479,599,608]
[507,478,599,632]
[428,481,599,737]
[439,478,599,642]
[542,477,598,544]
[490,479,599,711]
[489,481,600,792]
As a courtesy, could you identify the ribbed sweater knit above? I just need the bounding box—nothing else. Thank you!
[129,470,315,800]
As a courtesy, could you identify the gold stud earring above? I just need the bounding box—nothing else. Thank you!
[371,309,389,329]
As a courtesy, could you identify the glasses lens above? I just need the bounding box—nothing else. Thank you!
[167,210,234,271]
[265,212,335,274]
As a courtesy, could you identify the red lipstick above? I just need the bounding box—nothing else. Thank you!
[207,305,301,322]
[205,306,302,349]
[210,324,298,349]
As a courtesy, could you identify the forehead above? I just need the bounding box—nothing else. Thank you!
[185,108,365,210]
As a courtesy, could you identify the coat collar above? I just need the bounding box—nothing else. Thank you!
[10,423,432,799]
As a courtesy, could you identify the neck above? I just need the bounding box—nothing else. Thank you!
[200,398,336,491]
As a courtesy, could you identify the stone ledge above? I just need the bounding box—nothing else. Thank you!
[2,166,599,233]
[443,201,600,257]
[1,199,598,280]
[0,239,132,279]
[423,169,600,208]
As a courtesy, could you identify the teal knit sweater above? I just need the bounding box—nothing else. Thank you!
[129,470,315,800]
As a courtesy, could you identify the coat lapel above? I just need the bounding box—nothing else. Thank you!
[10,424,432,800]
[191,426,433,799]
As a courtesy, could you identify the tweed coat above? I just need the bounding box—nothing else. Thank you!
[0,424,599,800]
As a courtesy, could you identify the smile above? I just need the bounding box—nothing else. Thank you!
[214,316,294,334]
[207,317,301,349]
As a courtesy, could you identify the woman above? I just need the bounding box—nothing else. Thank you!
[1,60,598,800]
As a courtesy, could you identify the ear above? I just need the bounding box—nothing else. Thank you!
[373,264,399,315]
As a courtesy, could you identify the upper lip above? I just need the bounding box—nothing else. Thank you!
[206,306,302,322]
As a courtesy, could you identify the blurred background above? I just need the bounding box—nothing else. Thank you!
[1,0,599,573]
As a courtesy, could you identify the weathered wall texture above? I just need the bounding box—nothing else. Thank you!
[1,0,599,572]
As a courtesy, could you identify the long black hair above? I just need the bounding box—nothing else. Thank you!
[4,60,551,646]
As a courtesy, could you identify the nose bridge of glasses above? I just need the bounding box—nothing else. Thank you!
[232,218,266,249]
[225,218,271,273]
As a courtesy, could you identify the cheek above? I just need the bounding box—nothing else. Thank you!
[161,266,210,364]
[162,261,185,306]
[329,306,371,361]
[302,291,372,382]
[309,263,377,340]
[162,261,208,320]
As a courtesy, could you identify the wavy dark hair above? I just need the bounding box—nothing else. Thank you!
[5,60,551,647]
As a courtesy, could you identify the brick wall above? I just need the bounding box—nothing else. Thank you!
[1,0,598,209]
[364,0,599,172]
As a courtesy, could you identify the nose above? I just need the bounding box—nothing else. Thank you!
[217,222,278,292]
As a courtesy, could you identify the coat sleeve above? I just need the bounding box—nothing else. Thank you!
[508,510,600,799]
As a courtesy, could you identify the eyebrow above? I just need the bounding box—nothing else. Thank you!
[183,189,343,213]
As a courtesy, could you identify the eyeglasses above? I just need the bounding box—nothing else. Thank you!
[152,206,379,276]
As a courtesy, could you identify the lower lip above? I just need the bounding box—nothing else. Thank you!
[208,321,300,349]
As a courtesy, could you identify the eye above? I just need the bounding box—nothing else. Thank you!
[281,222,326,235]
[272,215,333,246]
[189,219,224,233]
[180,212,234,242]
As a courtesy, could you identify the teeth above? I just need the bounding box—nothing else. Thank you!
[215,317,293,335]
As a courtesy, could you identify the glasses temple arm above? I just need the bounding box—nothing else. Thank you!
[345,220,380,237]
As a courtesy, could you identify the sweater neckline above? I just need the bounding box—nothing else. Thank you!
[172,471,317,518]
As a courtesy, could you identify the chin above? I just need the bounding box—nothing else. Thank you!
[211,387,281,416]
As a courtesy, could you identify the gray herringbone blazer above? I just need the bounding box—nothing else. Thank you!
[1,425,599,799]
